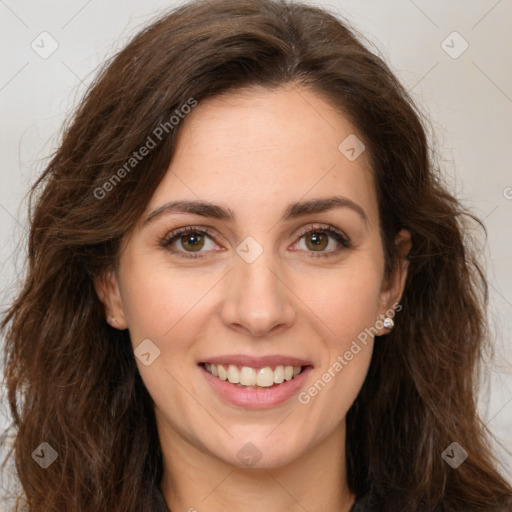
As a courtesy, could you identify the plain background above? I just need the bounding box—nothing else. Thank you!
[1,0,511,497]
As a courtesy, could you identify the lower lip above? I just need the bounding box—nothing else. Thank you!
[200,364,313,409]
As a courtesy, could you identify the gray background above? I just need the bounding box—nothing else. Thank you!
[1,0,511,499]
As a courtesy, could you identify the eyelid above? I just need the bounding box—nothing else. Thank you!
[291,223,352,258]
[294,223,350,246]
[160,226,217,252]
[160,223,351,259]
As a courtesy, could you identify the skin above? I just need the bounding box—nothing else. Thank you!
[96,84,411,512]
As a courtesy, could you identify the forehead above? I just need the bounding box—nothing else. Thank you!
[145,85,379,228]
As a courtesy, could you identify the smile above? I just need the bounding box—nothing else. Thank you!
[199,357,314,409]
[203,362,304,389]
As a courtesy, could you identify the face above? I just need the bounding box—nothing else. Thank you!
[96,85,410,470]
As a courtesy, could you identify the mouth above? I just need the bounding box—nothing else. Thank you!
[198,354,314,408]
[201,362,309,389]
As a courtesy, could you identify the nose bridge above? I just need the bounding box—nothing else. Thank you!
[220,240,296,336]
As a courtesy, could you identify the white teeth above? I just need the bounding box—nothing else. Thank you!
[273,365,284,384]
[239,366,257,386]
[227,364,240,384]
[218,364,227,381]
[204,363,304,388]
[256,367,274,387]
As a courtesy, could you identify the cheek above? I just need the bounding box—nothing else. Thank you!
[117,259,214,432]
[295,272,379,439]
[293,258,382,413]
[302,259,384,342]
[118,256,221,344]
[116,256,221,408]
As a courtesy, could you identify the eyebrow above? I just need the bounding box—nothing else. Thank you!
[143,196,368,227]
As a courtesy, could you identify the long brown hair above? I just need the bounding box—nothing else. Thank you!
[2,0,511,510]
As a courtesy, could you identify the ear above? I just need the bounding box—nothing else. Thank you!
[94,269,128,330]
[376,229,412,334]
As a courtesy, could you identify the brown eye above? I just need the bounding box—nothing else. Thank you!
[305,232,329,251]
[179,233,205,252]
[160,227,218,258]
[294,225,351,258]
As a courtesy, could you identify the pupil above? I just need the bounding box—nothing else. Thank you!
[181,233,203,251]
[308,232,327,251]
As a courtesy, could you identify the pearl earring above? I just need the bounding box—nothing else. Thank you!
[110,316,116,323]
[383,317,394,329]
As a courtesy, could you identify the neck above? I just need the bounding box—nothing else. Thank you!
[158,416,355,512]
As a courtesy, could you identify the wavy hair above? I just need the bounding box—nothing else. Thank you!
[2,0,511,510]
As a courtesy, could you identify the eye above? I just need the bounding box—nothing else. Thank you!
[160,227,219,259]
[293,224,351,258]
[160,224,351,260]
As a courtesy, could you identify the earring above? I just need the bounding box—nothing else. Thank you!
[109,316,116,324]
[383,317,394,329]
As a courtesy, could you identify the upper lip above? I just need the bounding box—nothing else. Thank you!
[199,354,314,368]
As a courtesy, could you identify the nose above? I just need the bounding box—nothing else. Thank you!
[220,251,297,338]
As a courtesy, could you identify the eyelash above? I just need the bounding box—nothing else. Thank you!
[160,224,351,260]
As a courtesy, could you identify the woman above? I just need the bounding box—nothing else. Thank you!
[2,0,511,510]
